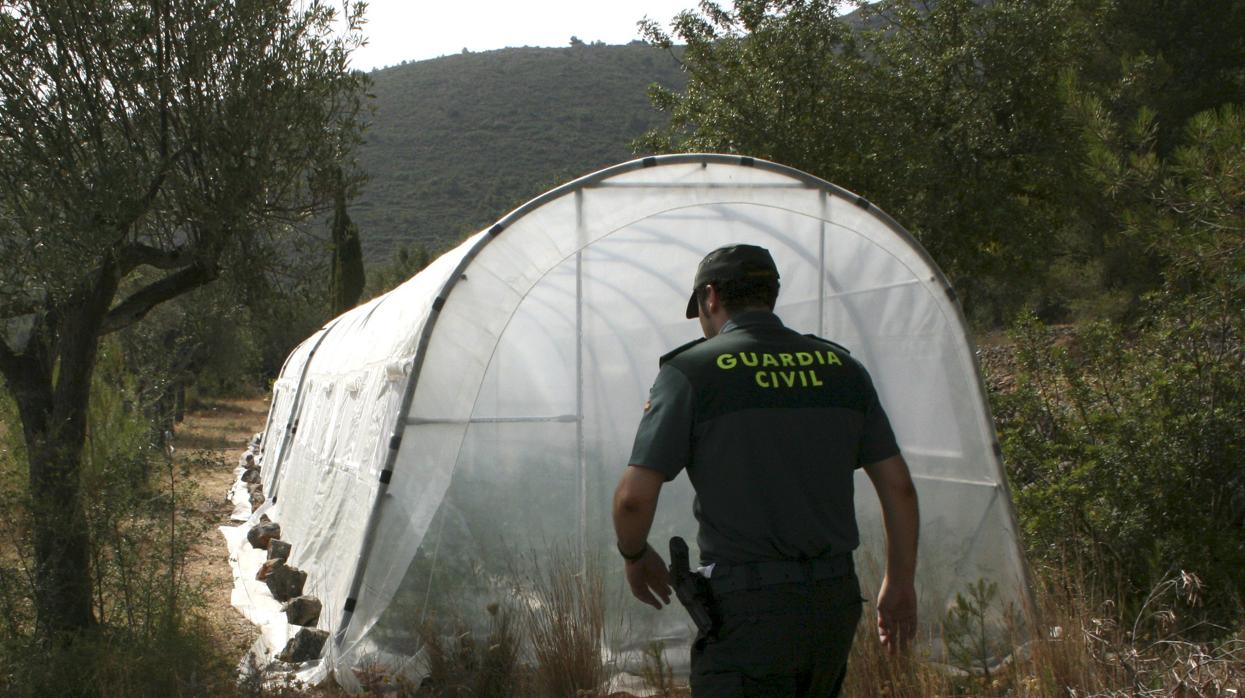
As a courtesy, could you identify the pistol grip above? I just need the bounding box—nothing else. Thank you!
[669,536,690,570]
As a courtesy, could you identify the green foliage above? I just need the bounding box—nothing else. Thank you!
[1074,0,1245,156]
[114,280,264,420]
[364,241,436,300]
[81,345,163,493]
[634,4,1244,630]
[330,168,367,316]
[353,44,686,262]
[0,0,367,311]
[0,0,367,635]
[1019,2,1245,323]
[638,0,1086,323]
[1075,102,1245,303]
[236,245,340,384]
[0,348,229,695]
[0,620,224,698]
[942,578,1002,677]
[633,0,1245,324]
[990,30,1245,641]
[996,307,1245,624]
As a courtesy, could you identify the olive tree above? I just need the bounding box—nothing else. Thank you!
[0,0,365,635]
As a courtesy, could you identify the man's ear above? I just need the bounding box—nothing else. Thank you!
[704,284,720,313]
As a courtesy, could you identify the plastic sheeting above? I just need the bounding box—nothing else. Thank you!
[253,154,1031,689]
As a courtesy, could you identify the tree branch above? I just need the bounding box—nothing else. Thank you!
[118,243,194,274]
[99,263,218,335]
[0,334,20,378]
[0,296,41,321]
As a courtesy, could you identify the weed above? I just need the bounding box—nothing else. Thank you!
[415,601,523,697]
[518,549,607,697]
[638,639,680,697]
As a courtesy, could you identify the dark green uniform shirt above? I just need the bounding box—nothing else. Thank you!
[628,311,899,565]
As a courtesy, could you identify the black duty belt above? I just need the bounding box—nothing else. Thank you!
[707,555,854,595]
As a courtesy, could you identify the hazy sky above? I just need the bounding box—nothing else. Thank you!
[347,0,696,71]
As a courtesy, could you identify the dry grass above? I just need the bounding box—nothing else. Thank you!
[413,603,523,697]
[638,640,681,696]
[159,398,1242,697]
[843,569,1244,697]
[347,551,608,697]
[176,397,268,671]
[518,549,609,697]
[382,561,1244,697]
[175,396,266,452]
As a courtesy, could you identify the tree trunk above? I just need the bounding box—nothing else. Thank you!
[25,396,96,634]
[1,261,119,636]
[7,343,95,635]
[330,168,365,315]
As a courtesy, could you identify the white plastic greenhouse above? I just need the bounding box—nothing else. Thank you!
[233,154,1032,690]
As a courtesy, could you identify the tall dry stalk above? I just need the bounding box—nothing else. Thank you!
[519,549,608,697]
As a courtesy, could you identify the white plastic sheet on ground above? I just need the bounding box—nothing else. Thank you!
[247,154,1032,690]
[221,504,329,689]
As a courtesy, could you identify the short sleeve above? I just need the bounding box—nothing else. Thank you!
[627,364,695,481]
[856,369,900,467]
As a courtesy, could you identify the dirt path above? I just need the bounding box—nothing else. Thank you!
[175,396,268,664]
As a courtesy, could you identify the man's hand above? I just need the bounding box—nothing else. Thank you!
[613,466,671,609]
[876,575,917,654]
[864,454,919,654]
[624,546,673,610]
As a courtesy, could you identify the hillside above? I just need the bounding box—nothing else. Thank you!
[352,42,686,262]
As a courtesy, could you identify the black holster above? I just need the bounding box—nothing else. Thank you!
[669,536,717,640]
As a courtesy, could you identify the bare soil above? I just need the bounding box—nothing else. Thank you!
[175,396,268,664]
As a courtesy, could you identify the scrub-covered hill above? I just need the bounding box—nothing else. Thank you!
[353,42,686,262]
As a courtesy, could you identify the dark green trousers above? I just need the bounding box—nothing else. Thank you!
[690,573,863,697]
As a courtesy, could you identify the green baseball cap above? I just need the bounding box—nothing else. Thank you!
[685,244,780,318]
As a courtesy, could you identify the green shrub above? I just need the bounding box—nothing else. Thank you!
[994,308,1245,629]
[0,346,234,696]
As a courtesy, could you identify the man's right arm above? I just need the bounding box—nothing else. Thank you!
[618,364,693,610]
[863,453,919,653]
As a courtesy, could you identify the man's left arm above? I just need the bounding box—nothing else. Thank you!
[864,453,919,653]
[612,465,672,610]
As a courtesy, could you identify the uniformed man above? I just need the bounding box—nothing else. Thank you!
[612,244,920,696]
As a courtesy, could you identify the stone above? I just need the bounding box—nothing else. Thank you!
[239,451,256,468]
[283,596,322,626]
[246,482,263,496]
[265,560,307,602]
[276,628,328,663]
[250,491,265,511]
[267,539,292,562]
[240,468,261,484]
[247,522,281,550]
[256,559,280,582]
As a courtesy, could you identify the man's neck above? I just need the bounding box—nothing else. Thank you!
[720,308,780,335]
